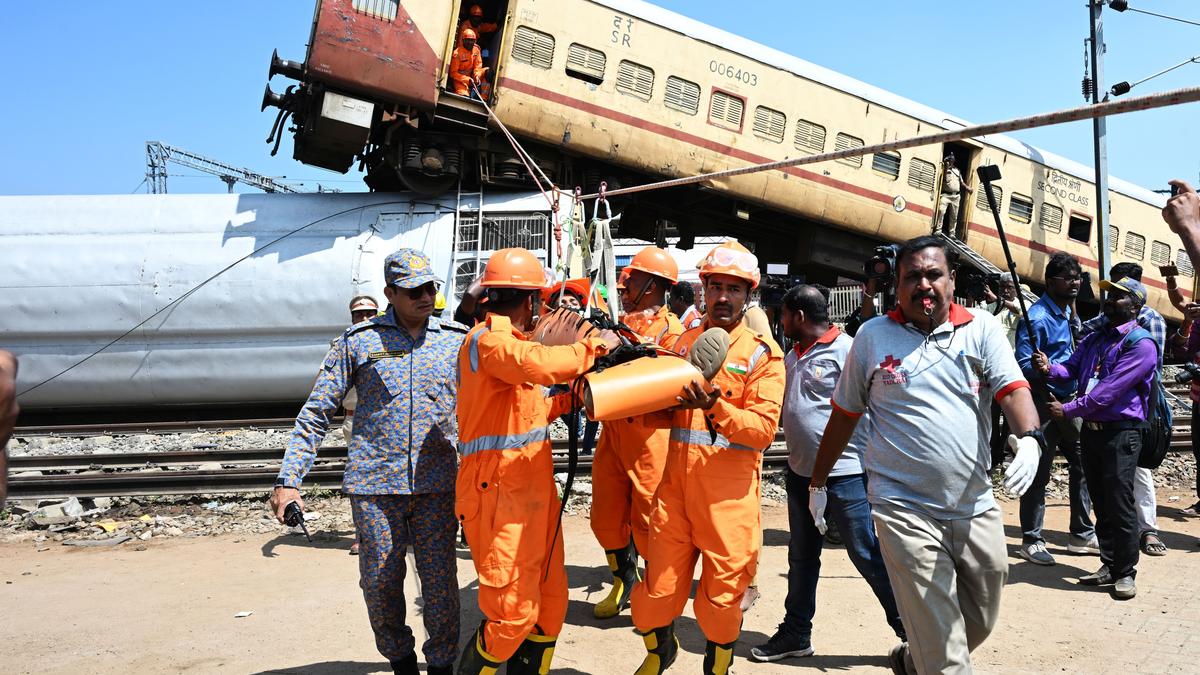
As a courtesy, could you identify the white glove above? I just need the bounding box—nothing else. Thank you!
[1003,434,1042,497]
[808,487,829,535]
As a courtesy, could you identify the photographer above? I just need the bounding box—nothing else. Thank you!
[982,273,1021,348]
[1014,253,1097,567]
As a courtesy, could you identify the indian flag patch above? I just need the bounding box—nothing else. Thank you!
[725,362,748,375]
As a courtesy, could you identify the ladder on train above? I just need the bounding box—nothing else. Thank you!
[451,180,485,301]
[936,232,1039,306]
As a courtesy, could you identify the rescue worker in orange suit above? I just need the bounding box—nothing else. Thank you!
[459,4,498,40]
[630,241,785,675]
[590,247,685,620]
[455,247,620,674]
[449,28,487,97]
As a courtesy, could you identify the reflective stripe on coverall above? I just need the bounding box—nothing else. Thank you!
[455,313,608,660]
[629,318,785,644]
[449,44,484,96]
[591,304,684,554]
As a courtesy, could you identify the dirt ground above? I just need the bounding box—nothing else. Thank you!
[3,489,1200,675]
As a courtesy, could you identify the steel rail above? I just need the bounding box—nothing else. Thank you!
[12,417,318,438]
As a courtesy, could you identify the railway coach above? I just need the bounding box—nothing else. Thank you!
[261,0,1190,319]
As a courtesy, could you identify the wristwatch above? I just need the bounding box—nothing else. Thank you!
[808,485,827,493]
[1018,428,1047,453]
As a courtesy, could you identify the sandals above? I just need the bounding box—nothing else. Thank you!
[1141,531,1167,557]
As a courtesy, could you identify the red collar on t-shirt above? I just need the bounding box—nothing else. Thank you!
[886,302,975,328]
[793,324,841,358]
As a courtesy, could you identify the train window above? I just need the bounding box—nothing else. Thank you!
[1124,232,1145,260]
[1178,249,1195,277]
[1109,225,1119,252]
[834,133,864,168]
[753,106,786,143]
[1038,203,1063,233]
[616,60,654,101]
[908,158,936,193]
[976,184,1002,212]
[1008,194,1033,223]
[709,91,744,131]
[1151,240,1172,266]
[664,76,700,115]
[566,43,606,83]
[351,0,398,21]
[1067,213,1091,243]
[512,26,555,70]
[872,152,901,180]
[793,119,826,154]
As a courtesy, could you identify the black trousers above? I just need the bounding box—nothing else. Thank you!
[1080,426,1141,579]
[1192,402,1200,500]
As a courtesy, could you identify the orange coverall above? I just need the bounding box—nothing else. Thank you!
[590,305,684,555]
[448,41,484,96]
[455,314,609,660]
[629,318,784,644]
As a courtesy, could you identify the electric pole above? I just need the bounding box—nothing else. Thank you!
[1089,0,1111,283]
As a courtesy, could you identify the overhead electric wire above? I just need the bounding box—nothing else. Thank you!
[577,85,1200,200]
[1118,5,1200,29]
[16,199,440,398]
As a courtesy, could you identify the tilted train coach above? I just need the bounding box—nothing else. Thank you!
[263,0,1190,319]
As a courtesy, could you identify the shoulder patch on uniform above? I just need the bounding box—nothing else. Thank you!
[345,321,381,338]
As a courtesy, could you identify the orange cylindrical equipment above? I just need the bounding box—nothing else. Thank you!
[584,354,701,421]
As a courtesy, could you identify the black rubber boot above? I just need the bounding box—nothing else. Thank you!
[703,639,736,675]
[389,652,418,675]
[634,623,678,675]
[455,625,503,675]
[594,538,640,619]
[507,632,557,675]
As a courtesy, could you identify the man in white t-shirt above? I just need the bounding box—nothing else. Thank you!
[807,236,1043,674]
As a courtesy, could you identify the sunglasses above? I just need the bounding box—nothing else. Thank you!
[401,282,438,299]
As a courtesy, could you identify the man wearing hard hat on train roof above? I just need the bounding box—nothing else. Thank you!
[629,240,785,675]
[449,28,487,97]
[455,247,620,674]
[272,249,467,675]
[589,246,685,621]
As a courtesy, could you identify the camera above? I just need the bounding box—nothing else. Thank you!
[1176,362,1200,384]
[864,244,901,288]
[759,274,805,308]
[959,270,1002,301]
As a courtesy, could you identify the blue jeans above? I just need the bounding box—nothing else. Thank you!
[1019,414,1095,544]
[782,469,905,640]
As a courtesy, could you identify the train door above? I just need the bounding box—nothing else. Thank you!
[444,0,510,101]
[933,141,980,240]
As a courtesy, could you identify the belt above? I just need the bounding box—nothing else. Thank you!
[1082,419,1144,432]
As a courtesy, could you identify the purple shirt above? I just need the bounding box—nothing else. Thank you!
[1047,319,1157,422]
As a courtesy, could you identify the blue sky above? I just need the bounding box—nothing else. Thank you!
[2,1,1196,196]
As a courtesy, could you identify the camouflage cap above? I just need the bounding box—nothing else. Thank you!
[384,248,441,289]
[1100,276,1147,304]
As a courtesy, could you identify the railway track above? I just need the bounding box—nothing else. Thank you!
[12,417,313,438]
[8,381,1194,500]
[3,439,792,500]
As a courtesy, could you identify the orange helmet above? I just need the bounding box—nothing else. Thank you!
[460,27,478,41]
[481,248,547,290]
[616,268,630,290]
[469,4,484,17]
[625,246,679,283]
[698,241,761,289]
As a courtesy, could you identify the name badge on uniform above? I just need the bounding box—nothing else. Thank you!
[368,350,409,361]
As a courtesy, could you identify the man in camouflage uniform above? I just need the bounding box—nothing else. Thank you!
[271,249,466,675]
